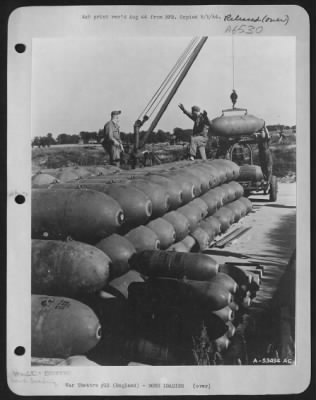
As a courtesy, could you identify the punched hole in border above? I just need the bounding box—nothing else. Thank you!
[15,43,26,53]
[15,195,25,204]
[14,346,25,356]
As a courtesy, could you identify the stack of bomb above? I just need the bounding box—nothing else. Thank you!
[111,250,262,365]
[32,165,121,188]
[31,243,262,365]
[31,159,258,364]
[32,160,253,249]
[31,240,112,363]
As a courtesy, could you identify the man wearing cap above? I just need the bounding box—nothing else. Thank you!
[178,103,211,160]
[102,110,124,167]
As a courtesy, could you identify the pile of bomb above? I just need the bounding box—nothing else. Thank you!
[32,165,121,187]
[31,159,260,365]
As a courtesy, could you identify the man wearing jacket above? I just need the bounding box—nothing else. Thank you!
[102,110,124,167]
[178,103,211,160]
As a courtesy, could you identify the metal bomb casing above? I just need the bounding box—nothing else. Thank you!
[32,295,101,358]
[32,173,59,187]
[190,227,210,251]
[163,211,190,241]
[128,179,170,218]
[191,163,219,188]
[125,225,160,252]
[129,250,218,281]
[238,197,253,213]
[200,190,221,215]
[128,278,232,313]
[213,207,234,232]
[145,174,183,209]
[103,184,153,228]
[170,168,203,196]
[32,239,111,296]
[221,183,239,203]
[96,233,136,279]
[32,189,124,244]
[189,198,209,219]
[146,218,176,249]
[211,160,235,181]
[225,201,243,223]
[177,203,203,231]
[155,172,195,204]
[210,113,264,137]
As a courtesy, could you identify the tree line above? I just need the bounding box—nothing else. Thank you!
[32,125,296,148]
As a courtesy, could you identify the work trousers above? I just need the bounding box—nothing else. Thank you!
[189,135,208,160]
[102,141,122,167]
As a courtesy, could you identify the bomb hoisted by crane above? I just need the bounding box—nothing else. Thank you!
[128,35,277,201]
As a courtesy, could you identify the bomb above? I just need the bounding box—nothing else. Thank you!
[177,204,203,231]
[32,189,124,244]
[128,278,232,313]
[189,198,209,219]
[129,250,218,281]
[32,239,111,296]
[210,113,265,137]
[32,295,101,358]
[190,227,210,251]
[145,175,183,209]
[96,234,136,279]
[209,272,238,294]
[103,184,153,228]
[125,226,160,251]
[32,173,59,187]
[200,190,221,214]
[155,172,196,203]
[213,208,234,232]
[129,180,170,218]
[163,211,190,241]
[146,218,176,249]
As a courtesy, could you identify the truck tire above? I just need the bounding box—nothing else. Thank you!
[269,176,278,202]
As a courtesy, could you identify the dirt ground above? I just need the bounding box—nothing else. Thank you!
[208,183,296,364]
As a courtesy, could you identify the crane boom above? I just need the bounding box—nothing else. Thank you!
[137,36,208,150]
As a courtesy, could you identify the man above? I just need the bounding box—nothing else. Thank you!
[256,124,273,183]
[102,110,124,167]
[178,104,210,160]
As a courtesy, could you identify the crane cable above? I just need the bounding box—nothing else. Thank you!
[136,37,200,121]
[232,33,235,90]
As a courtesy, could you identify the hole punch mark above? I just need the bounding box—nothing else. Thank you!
[14,346,25,356]
[15,195,25,204]
[15,43,26,53]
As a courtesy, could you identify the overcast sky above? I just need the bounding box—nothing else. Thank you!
[32,36,295,137]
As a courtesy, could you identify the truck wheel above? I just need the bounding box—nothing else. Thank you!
[269,176,278,202]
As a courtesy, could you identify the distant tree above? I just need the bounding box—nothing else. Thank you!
[57,133,71,144]
[46,133,56,146]
[156,129,170,143]
[79,131,97,144]
[173,127,191,142]
[70,134,80,144]
[32,136,41,148]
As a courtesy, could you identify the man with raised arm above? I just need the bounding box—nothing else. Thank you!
[178,104,211,160]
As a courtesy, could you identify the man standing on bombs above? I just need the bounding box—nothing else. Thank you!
[101,110,124,167]
[178,104,211,160]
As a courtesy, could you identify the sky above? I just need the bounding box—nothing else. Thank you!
[32,36,295,137]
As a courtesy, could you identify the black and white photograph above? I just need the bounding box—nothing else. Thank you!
[7,4,310,396]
